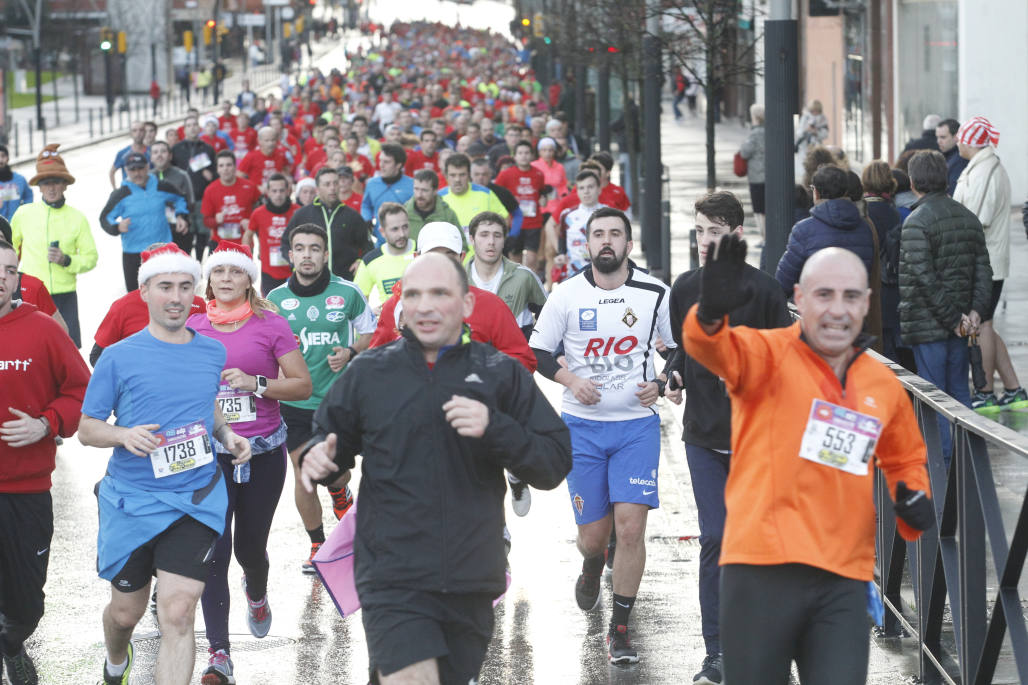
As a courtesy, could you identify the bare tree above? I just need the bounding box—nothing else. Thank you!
[654,0,763,190]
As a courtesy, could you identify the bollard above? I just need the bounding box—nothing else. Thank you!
[89,109,94,138]
[28,120,33,152]
[41,117,46,147]
[12,122,18,157]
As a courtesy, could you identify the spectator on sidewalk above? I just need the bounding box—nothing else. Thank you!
[775,165,875,297]
[794,100,829,178]
[935,118,967,197]
[10,144,98,348]
[902,114,941,153]
[739,104,766,245]
[892,169,917,221]
[952,116,1027,411]
[0,144,32,221]
[862,161,909,369]
[899,150,993,455]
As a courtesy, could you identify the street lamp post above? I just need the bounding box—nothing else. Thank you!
[761,0,798,275]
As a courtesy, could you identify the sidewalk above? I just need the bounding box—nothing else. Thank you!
[659,110,1028,427]
[657,109,1028,683]
[2,40,337,166]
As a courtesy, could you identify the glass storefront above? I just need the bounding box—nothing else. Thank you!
[895,0,958,147]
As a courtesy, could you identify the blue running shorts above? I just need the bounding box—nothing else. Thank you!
[562,413,661,525]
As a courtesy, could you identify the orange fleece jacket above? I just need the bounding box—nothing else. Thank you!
[683,306,929,581]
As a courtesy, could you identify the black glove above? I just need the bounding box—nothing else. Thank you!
[697,233,752,324]
[894,481,935,531]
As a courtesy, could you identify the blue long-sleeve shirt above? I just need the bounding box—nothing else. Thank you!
[100,175,188,254]
[361,175,415,227]
[0,172,32,221]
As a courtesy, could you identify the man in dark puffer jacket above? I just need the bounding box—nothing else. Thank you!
[899,150,992,455]
[775,165,876,295]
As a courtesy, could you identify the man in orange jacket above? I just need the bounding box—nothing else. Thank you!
[683,238,934,685]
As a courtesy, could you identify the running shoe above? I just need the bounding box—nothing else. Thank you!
[201,648,235,685]
[242,577,272,638]
[998,387,1028,410]
[100,641,133,685]
[575,571,602,611]
[508,475,531,517]
[606,624,639,665]
[301,542,322,574]
[972,390,999,413]
[693,653,723,684]
[330,485,354,520]
[4,647,38,685]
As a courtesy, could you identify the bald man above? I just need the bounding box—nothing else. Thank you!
[299,253,571,685]
[683,239,933,685]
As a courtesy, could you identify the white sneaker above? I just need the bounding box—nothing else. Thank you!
[508,475,531,517]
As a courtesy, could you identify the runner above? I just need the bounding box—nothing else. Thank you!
[283,166,374,282]
[100,152,191,292]
[90,243,208,367]
[354,202,416,313]
[298,251,571,685]
[267,223,375,573]
[0,238,90,685]
[551,170,607,283]
[238,126,292,194]
[667,192,792,684]
[494,140,546,271]
[529,207,676,664]
[187,241,312,685]
[368,222,535,372]
[466,210,549,517]
[243,173,299,295]
[682,239,932,685]
[78,243,251,685]
[201,150,261,251]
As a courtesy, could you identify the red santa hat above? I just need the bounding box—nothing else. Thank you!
[137,243,202,286]
[203,241,260,284]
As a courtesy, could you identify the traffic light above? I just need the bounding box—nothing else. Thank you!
[99,28,112,52]
[117,31,127,54]
[203,20,215,45]
[521,18,530,27]
[183,29,194,52]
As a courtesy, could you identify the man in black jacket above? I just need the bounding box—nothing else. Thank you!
[283,167,372,280]
[170,115,217,259]
[300,253,571,685]
[668,191,792,685]
[899,150,991,459]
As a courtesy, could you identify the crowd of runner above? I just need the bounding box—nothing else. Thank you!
[0,16,953,685]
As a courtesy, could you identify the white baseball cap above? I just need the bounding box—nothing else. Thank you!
[416,222,464,256]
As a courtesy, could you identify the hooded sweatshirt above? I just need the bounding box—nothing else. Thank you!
[775,197,876,294]
[0,302,91,493]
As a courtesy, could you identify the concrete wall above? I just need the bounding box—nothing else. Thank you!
[803,15,843,147]
[959,0,1028,199]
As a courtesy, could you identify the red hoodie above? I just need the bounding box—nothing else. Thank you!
[0,302,91,493]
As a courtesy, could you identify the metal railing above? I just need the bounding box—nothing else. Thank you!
[872,354,1028,684]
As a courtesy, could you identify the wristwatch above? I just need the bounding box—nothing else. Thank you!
[254,375,269,397]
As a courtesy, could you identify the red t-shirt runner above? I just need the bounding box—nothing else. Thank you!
[230,127,258,162]
[201,177,262,242]
[494,165,546,230]
[238,148,291,188]
[247,202,299,281]
[17,273,56,315]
